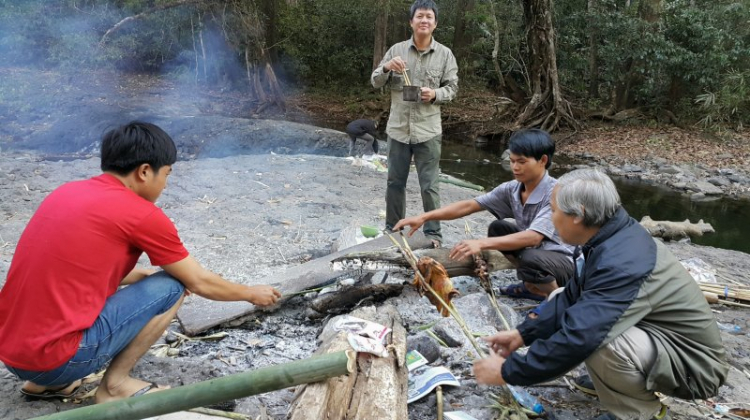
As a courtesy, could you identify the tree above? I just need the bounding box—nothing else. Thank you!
[452,0,475,69]
[513,0,578,131]
[373,0,389,70]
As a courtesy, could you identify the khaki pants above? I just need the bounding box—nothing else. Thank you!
[586,327,663,420]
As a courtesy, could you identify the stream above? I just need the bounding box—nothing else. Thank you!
[440,140,750,254]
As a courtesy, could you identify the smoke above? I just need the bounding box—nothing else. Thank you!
[0,2,325,160]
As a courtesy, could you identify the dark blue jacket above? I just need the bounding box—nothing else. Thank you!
[502,207,728,399]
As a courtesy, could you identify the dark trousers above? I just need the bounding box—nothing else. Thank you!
[488,219,574,287]
[386,136,442,241]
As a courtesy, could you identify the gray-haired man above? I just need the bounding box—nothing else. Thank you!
[473,169,728,420]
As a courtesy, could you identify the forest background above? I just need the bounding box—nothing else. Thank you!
[0,0,749,138]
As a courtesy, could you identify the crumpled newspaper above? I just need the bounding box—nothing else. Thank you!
[680,257,717,283]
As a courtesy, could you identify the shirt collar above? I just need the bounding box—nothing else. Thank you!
[408,36,436,53]
[515,172,552,205]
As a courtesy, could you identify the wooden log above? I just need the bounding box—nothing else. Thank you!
[333,248,514,277]
[639,216,714,241]
[30,351,355,420]
[288,305,408,420]
[310,283,405,316]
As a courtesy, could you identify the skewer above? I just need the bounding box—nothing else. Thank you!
[402,67,412,86]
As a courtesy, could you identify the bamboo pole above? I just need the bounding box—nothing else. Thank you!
[30,350,356,420]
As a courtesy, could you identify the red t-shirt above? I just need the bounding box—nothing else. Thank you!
[0,174,189,371]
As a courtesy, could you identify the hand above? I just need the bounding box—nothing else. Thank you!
[384,56,407,74]
[473,350,507,386]
[247,285,282,306]
[392,216,425,236]
[420,87,436,102]
[482,330,524,358]
[449,239,482,260]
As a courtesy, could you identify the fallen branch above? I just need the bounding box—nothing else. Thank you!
[100,0,205,45]
[640,216,714,241]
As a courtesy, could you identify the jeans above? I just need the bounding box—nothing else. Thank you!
[5,271,184,386]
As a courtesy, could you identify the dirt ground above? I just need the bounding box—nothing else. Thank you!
[1,67,750,420]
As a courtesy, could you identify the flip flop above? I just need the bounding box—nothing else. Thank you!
[499,282,545,301]
[131,382,167,397]
[20,382,81,400]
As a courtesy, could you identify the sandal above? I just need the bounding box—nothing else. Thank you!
[499,282,545,301]
[21,381,81,400]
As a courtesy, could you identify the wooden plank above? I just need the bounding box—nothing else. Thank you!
[177,232,432,335]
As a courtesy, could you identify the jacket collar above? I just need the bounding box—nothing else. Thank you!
[581,206,630,258]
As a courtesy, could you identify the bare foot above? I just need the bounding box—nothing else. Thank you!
[94,377,169,404]
[21,379,82,398]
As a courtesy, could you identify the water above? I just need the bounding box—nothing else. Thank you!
[440,140,750,254]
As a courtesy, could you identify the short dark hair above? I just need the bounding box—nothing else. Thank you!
[508,128,555,169]
[410,0,438,21]
[100,121,177,175]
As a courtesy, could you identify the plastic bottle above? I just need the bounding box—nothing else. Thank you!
[508,385,544,414]
[716,322,743,335]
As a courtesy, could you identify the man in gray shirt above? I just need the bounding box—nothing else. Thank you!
[371,0,459,246]
[394,129,574,301]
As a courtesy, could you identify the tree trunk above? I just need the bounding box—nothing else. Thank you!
[288,305,408,420]
[587,0,600,99]
[452,0,475,68]
[488,0,525,104]
[373,0,389,70]
[260,0,279,63]
[609,0,663,114]
[513,0,579,131]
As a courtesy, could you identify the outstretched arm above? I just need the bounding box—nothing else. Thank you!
[162,256,281,306]
[393,199,482,236]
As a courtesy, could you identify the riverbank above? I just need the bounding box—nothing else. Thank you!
[1,151,750,420]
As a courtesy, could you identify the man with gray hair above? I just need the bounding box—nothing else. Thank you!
[473,169,728,420]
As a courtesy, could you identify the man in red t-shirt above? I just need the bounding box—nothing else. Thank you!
[0,121,281,403]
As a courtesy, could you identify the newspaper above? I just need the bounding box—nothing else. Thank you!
[331,315,392,342]
[332,315,392,357]
[405,350,428,372]
[444,412,479,420]
[407,365,460,404]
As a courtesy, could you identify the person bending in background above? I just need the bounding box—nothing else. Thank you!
[0,121,281,403]
[473,169,728,420]
[371,0,459,246]
[394,129,574,302]
[346,119,380,157]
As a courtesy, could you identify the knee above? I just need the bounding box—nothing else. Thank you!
[488,219,517,237]
[140,272,186,300]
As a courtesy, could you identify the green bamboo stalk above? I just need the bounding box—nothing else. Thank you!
[30,350,356,420]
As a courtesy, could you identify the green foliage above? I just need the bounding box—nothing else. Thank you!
[277,0,378,90]
[696,69,750,129]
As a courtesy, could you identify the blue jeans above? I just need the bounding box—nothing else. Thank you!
[5,271,184,386]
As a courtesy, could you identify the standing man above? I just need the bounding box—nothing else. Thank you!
[371,0,459,247]
[345,119,380,157]
[473,169,728,420]
[0,121,281,403]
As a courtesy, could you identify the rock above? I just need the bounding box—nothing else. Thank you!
[687,181,723,195]
[707,177,731,187]
[669,182,688,189]
[622,164,643,173]
[660,165,683,175]
[406,332,442,363]
[432,321,465,347]
[728,174,750,185]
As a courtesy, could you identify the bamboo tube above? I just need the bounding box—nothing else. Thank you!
[30,350,356,420]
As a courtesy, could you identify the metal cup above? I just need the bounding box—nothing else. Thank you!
[402,85,421,102]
